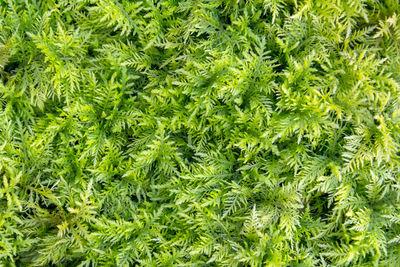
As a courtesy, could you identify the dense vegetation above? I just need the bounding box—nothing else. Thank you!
[1,0,400,266]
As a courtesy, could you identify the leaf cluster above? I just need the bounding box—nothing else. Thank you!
[1,0,400,266]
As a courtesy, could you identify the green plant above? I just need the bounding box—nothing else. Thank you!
[0,0,400,266]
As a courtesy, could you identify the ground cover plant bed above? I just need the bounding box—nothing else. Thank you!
[1,0,400,266]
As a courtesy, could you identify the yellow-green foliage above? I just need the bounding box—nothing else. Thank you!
[1,0,400,266]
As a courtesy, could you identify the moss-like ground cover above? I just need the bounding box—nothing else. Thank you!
[1,0,400,266]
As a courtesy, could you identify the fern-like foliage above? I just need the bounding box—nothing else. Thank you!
[0,0,400,266]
